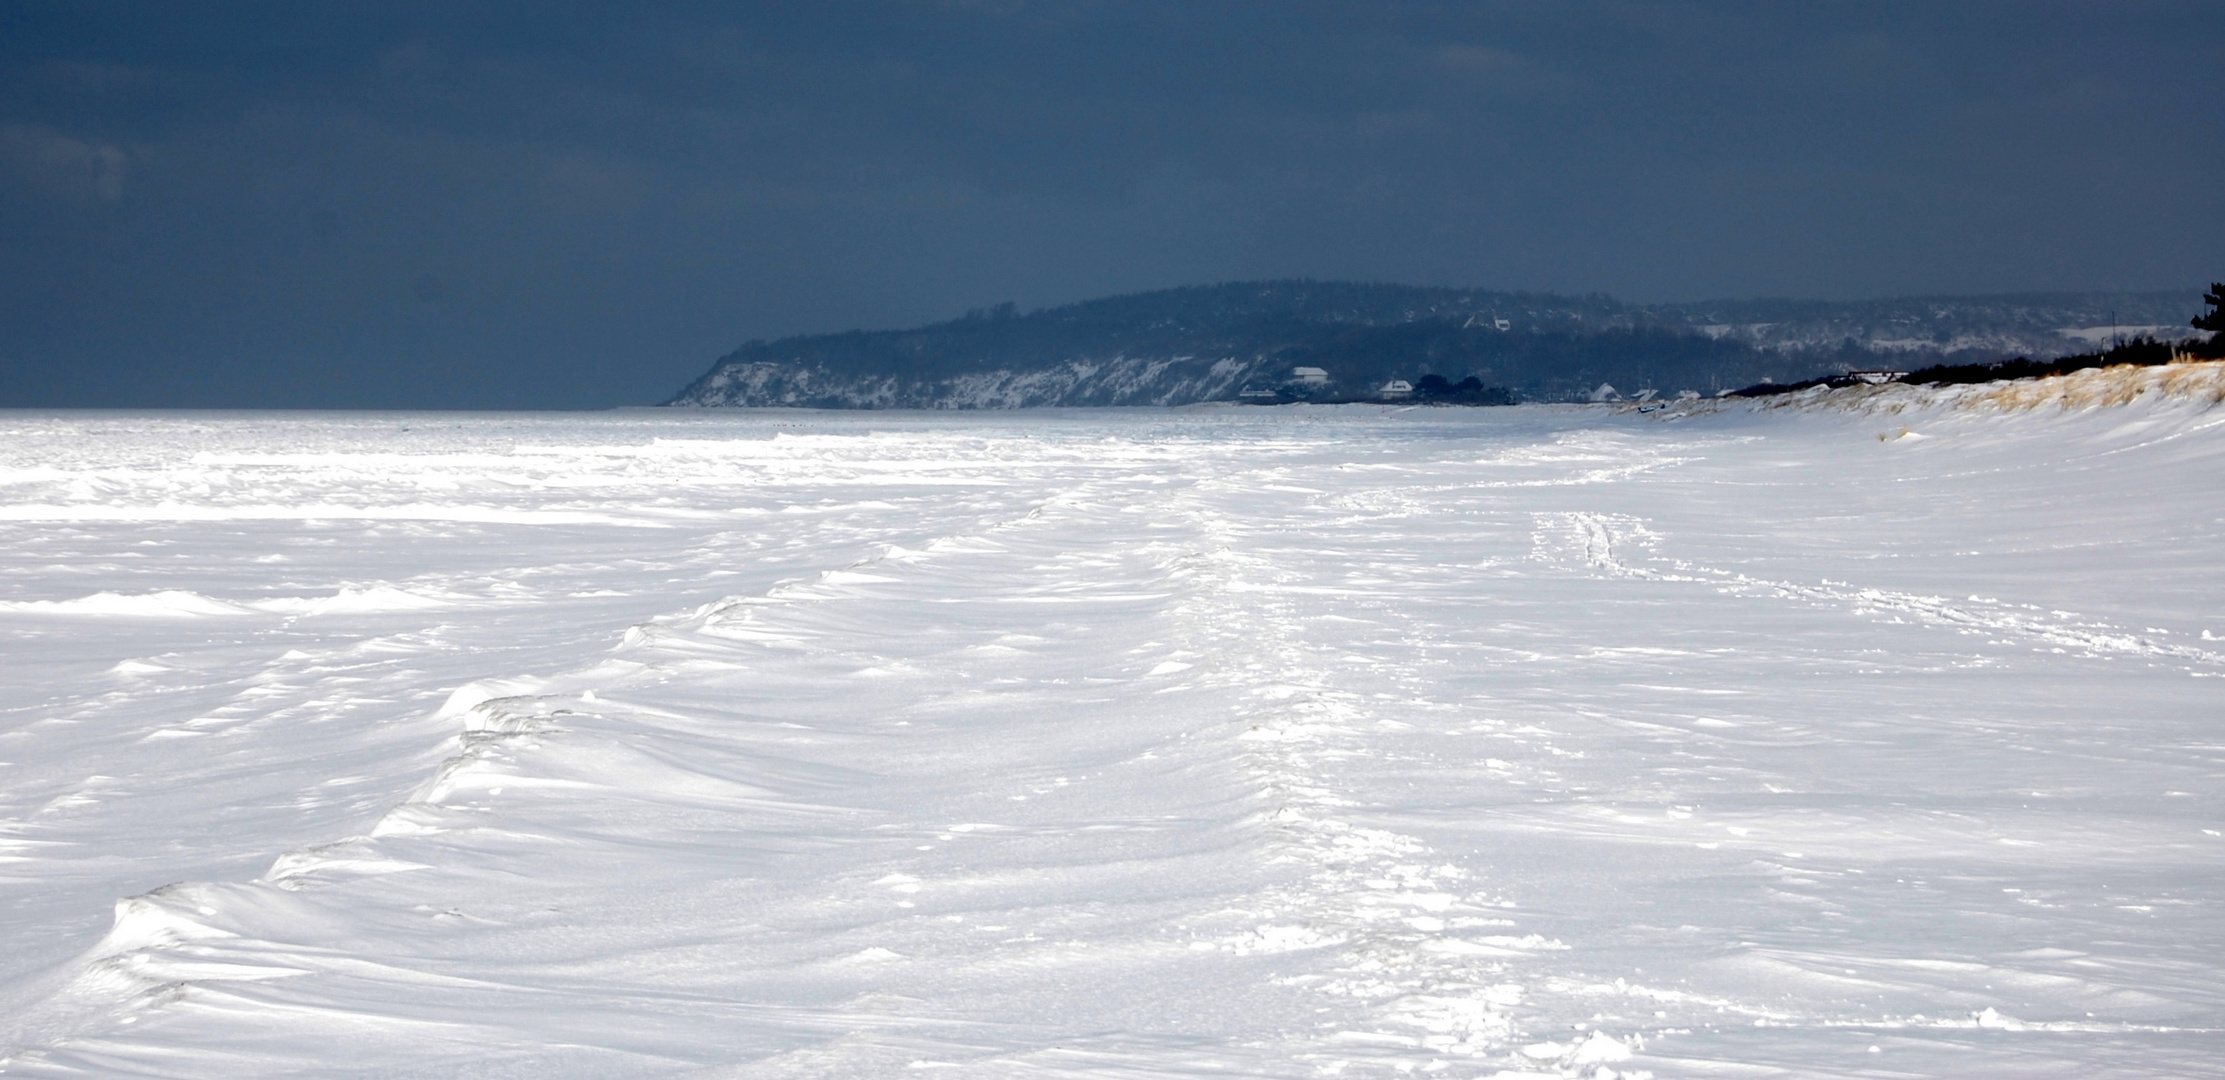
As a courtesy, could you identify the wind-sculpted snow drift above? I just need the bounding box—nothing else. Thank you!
[0,392,2221,1078]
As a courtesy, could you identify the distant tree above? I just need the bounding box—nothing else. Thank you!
[1405,372,1513,404]
[2196,284,2225,331]
[2193,283,2225,358]
[962,302,1019,321]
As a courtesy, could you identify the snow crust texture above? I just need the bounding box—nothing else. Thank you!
[1,399,2221,1078]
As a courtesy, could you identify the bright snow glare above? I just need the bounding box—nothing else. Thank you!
[1,392,2221,1077]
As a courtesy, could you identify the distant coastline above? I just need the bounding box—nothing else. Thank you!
[667,280,2205,410]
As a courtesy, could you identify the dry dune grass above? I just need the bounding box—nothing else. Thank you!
[1968,358,2225,411]
[1751,359,2225,417]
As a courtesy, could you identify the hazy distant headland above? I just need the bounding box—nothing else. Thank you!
[666,281,2203,408]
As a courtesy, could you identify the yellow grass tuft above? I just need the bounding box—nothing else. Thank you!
[1779,359,2225,417]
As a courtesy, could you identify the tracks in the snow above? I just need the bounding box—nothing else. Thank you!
[1532,510,2225,670]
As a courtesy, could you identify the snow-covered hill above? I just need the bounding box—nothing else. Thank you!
[667,281,2205,407]
[2,394,2221,1077]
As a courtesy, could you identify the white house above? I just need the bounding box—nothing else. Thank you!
[1291,366,1329,385]
[1378,380,1413,398]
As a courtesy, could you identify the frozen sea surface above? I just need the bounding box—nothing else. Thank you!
[0,402,2218,1078]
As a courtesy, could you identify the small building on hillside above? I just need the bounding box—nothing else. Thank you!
[1379,380,1413,399]
[1291,366,1329,385]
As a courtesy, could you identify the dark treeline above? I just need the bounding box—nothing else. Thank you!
[1730,283,2223,397]
[1728,338,2176,398]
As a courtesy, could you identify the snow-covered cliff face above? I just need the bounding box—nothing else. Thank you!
[669,355,1274,408]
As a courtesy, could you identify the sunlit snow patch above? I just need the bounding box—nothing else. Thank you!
[0,590,252,617]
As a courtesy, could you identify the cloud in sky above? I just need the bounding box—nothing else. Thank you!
[0,1,2219,407]
[1,122,126,200]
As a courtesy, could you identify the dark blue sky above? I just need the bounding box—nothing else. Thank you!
[2,2,2219,407]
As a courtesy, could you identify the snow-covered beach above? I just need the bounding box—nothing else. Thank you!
[2,388,2220,1078]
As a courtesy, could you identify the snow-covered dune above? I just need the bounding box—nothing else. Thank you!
[0,398,2218,1077]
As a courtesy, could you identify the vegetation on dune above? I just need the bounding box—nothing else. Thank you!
[1899,335,2178,387]
[2190,283,2225,359]
[1731,283,2223,397]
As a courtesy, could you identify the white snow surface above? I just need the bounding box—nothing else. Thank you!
[0,401,2220,1078]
